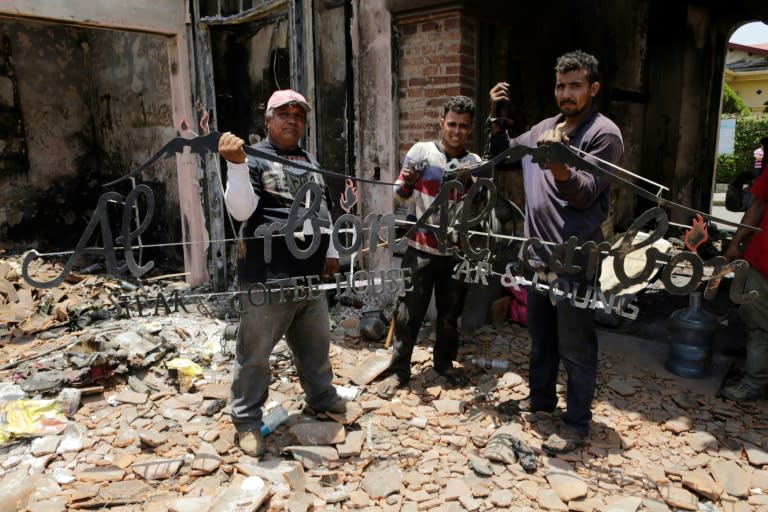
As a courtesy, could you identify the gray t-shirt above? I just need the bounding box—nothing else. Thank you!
[491,108,624,266]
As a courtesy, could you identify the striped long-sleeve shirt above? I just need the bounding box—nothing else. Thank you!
[394,141,482,255]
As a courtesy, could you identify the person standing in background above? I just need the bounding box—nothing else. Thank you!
[722,164,768,401]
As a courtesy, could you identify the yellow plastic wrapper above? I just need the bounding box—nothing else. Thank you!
[166,358,204,377]
[0,399,68,443]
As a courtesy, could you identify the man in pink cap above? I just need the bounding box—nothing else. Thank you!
[266,89,312,113]
[219,89,354,457]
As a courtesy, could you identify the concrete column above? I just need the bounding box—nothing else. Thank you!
[167,32,210,285]
[352,0,395,276]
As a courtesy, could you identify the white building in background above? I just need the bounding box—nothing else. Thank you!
[725,42,768,115]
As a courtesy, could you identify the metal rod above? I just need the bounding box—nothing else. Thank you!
[569,146,669,193]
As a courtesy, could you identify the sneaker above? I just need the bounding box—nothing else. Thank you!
[237,430,265,457]
[376,373,408,399]
[542,428,588,455]
[718,381,767,401]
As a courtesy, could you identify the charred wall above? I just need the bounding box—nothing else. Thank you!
[88,28,179,259]
[0,30,27,177]
[314,0,349,209]
[208,18,290,143]
[0,19,177,262]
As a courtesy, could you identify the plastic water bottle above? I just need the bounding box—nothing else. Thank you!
[335,385,360,400]
[260,405,289,436]
[57,388,82,417]
[471,358,509,370]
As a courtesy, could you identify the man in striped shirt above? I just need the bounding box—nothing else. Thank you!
[377,95,482,398]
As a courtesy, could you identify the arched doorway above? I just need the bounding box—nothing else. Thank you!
[713,21,768,226]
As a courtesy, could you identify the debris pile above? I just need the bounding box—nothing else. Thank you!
[0,254,767,511]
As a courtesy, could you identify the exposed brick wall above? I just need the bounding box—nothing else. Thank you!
[395,10,477,162]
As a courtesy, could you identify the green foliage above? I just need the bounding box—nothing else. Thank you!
[716,152,736,183]
[731,115,768,176]
[722,82,751,116]
[717,115,768,183]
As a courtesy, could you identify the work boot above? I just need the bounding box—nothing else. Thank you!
[435,366,469,387]
[542,428,589,455]
[497,398,556,418]
[326,397,351,414]
[304,397,363,425]
[718,380,767,402]
[236,430,265,457]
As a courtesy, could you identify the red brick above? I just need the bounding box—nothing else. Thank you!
[424,88,445,98]
[401,56,425,67]
[439,26,460,36]
[440,55,463,65]
[420,21,440,32]
[442,43,461,53]
[444,18,459,30]
[396,10,478,155]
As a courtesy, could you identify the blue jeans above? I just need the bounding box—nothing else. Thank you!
[230,291,339,432]
[390,247,467,379]
[526,277,597,436]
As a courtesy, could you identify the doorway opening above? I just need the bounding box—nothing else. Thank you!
[713,21,768,228]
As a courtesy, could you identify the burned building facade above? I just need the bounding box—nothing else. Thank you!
[1,0,767,290]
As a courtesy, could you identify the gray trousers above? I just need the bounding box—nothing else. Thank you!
[230,292,339,432]
[740,266,768,389]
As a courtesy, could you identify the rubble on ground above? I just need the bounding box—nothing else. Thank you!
[1,254,767,512]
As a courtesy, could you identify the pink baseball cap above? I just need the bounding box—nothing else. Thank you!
[267,89,311,112]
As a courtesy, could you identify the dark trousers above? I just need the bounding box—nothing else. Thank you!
[740,266,768,389]
[390,247,467,379]
[526,279,598,435]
